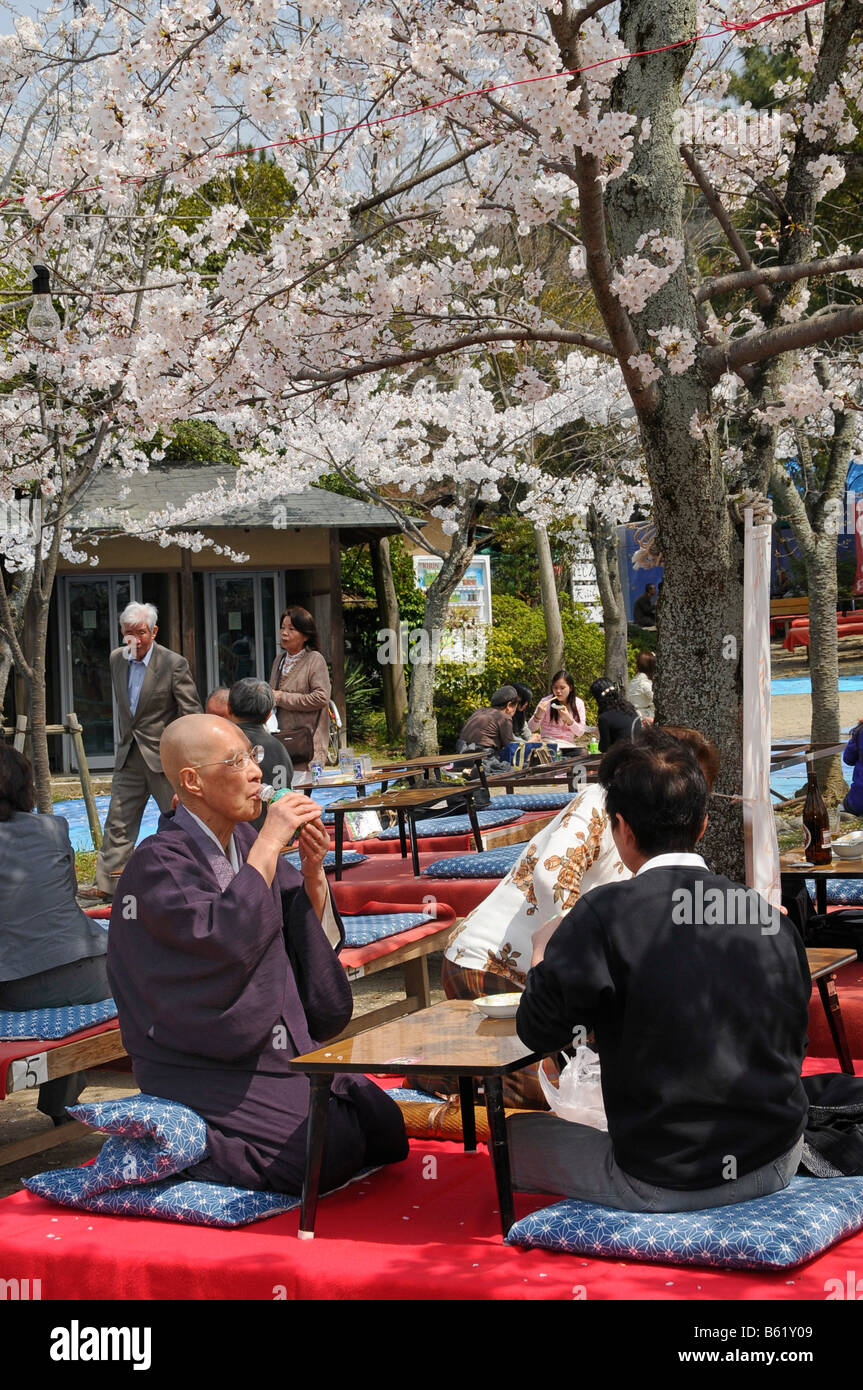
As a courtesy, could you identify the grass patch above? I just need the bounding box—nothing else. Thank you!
[75,849,98,883]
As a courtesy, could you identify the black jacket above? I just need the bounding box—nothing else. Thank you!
[517,862,811,1189]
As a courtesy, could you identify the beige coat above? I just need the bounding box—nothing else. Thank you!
[268,646,331,766]
[110,642,202,773]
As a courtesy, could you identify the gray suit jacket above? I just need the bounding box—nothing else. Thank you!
[111,642,202,773]
[0,813,108,981]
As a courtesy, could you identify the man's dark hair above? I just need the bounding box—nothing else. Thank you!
[598,739,708,855]
[229,678,275,723]
[0,745,36,821]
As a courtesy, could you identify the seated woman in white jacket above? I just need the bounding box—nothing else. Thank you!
[626,650,656,722]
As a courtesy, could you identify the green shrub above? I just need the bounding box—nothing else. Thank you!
[343,658,381,741]
[433,595,608,747]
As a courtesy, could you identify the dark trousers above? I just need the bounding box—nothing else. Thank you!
[0,955,110,1118]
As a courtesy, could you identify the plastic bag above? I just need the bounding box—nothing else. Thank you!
[539,1046,608,1130]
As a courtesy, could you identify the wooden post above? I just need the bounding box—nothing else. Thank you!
[329,528,346,748]
[180,551,196,682]
[65,711,103,850]
[13,713,27,752]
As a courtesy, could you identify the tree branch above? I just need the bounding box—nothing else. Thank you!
[696,252,863,304]
[703,304,863,382]
[349,140,491,217]
[680,144,773,309]
[291,325,617,387]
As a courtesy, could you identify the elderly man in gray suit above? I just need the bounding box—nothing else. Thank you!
[82,602,201,899]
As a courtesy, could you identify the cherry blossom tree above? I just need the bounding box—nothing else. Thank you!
[2,0,863,872]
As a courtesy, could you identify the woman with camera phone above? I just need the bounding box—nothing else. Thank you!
[527,668,586,745]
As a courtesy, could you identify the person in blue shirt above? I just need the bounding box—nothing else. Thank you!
[842,721,863,815]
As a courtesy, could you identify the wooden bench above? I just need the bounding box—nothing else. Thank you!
[0,1020,127,1167]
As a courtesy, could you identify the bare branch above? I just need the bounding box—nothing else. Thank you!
[288,325,617,388]
[349,140,491,218]
[696,252,863,304]
[703,304,863,382]
[680,145,773,310]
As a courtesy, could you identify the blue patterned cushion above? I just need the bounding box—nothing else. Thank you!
[22,1093,299,1228]
[389,1087,441,1102]
[421,844,524,879]
[27,1170,297,1227]
[510,792,575,811]
[805,877,863,906]
[377,809,521,840]
[0,998,117,1040]
[25,1094,207,1196]
[282,849,367,871]
[342,912,436,946]
[505,1176,863,1270]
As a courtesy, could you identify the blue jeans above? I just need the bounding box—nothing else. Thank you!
[507,1113,804,1212]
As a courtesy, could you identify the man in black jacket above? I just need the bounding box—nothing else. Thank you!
[512,731,811,1211]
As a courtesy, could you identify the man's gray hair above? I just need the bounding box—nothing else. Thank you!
[119,601,158,632]
[229,678,275,723]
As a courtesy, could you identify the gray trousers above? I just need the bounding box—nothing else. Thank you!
[95,741,174,894]
[507,1112,805,1213]
[0,955,110,1119]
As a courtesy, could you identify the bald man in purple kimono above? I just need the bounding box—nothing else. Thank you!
[107,714,407,1194]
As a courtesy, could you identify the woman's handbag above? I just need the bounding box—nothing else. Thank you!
[278,725,314,763]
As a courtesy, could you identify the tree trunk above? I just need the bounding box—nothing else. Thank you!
[806,537,845,801]
[588,506,628,686]
[369,536,407,741]
[602,0,745,878]
[0,640,12,717]
[405,532,476,758]
[534,523,564,680]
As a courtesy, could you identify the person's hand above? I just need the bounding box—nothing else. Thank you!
[296,816,331,878]
[558,705,574,725]
[539,697,552,712]
[259,792,322,849]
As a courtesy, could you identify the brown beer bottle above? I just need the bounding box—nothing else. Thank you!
[802,754,832,865]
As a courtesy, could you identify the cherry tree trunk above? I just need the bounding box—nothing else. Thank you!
[588,506,628,687]
[534,523,564,680]
[804,539,845,801]
[404,533,476,757]
[605,0,745,877]
[369,537,408,740]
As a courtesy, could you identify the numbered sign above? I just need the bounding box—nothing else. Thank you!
[10,1052,48,1091]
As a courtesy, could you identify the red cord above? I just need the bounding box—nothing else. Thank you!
[2,0,827,216]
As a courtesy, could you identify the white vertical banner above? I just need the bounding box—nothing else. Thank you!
[743,508,780,908]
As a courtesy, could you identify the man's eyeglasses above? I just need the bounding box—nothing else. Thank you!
[187,746,265,772]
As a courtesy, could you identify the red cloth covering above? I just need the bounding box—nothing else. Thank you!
[1,1056,860,1302]
[339,900,456,970]
[346,808,557,855]
[807,960,863,1059]
[332,862,498,916]
[0,1019,122,1102]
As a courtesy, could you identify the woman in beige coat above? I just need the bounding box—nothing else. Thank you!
[268,607,331,768]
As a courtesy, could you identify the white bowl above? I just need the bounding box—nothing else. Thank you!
[473,993,522,1020]
[833,832,863,860]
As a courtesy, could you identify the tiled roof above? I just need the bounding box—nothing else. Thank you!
[68,464,404,535]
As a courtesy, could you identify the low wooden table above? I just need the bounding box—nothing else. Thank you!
[329,783,487,879]
[289,999,538,1239]
[780,849,863,915]
[807,947,858,1075]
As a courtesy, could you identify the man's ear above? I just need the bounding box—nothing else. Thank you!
[695,813,709,843]
[178,767,202,799]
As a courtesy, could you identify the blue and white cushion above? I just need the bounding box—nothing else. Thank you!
[342,912,437,947]
[282,849,367,871]
[505,1176,863,1270]
[377,808,521,840]
[23,1094,296,1227]
[421,844,524,879]
[805,877,863,907]
[0,999,117,1040]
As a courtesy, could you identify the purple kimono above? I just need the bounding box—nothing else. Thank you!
[107,807,407,1193]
